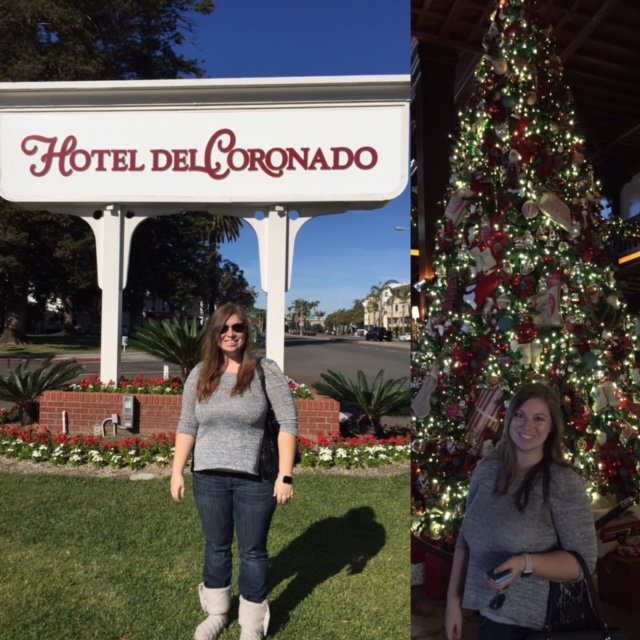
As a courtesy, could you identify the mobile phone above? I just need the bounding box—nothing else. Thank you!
[486,568,512,585]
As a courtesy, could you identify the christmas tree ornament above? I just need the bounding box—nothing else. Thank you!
[411,366,439,419]
[506,149,521,192]
[469,245,497,274]
[517,341,543,370]
[537,190,572,230]
[522,200,539,219]
[520,259,535,275]
[466,386,504,453]
[462,272,499,310]
[442,276,459,313]
[492,57,508,75]
[444,189,473,226]
[530,285,563,327]
[517,314,539,343]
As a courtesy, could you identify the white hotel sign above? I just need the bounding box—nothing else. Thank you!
[0,76,408,209]
[0,76,409,381]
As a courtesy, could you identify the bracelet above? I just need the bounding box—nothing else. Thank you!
[522,553,533,577]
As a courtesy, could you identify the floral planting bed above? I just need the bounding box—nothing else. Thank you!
[0,425,410,473]
[39,375,329,439]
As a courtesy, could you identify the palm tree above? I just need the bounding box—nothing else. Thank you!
[392,284,411,332]
[288,298,319,333]
[0,358,85,424]
[367,279,399,327]
[313,369,409,437]
[131,317,205,379]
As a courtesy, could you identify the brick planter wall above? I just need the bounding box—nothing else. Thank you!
[39,391,340,440]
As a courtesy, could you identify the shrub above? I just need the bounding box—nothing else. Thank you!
[313,369,410,437]
[0,358,85,425]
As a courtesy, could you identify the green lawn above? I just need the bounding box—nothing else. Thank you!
[0,334,103,357]
[0,470,409,640]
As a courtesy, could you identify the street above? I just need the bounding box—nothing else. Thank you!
[0,334,410,391]
[282,334,410,387]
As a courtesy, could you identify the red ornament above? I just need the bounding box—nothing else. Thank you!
[517,315,539,343]
[487,101,507,122]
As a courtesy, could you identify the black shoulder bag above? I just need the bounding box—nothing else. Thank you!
[256,360,300,482]
[526,551,628,640]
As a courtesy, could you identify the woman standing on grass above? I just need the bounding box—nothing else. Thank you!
[445,382,597,640]
[171,303,298,640]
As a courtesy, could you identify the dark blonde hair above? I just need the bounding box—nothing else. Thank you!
[196,303,258,401]
[494,382,573,510]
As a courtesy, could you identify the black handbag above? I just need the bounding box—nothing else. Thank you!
[256,361,300,482]
[526,551,628,640]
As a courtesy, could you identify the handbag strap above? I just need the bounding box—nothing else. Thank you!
[543,550,612,639]
[256,358,268,401]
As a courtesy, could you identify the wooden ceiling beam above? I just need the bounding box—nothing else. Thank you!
[413,0,435,29]
[559,0,621,61]
[440,0,468,39]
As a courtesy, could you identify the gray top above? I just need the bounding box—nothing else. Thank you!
[457,454,597,630]
[176,358,298,475]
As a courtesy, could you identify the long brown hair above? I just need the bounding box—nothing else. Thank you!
[494,382,573,511]
[196,303,258,401]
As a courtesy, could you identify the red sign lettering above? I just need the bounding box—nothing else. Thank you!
[20,129,379,180]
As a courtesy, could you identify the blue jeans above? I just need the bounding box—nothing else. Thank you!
[193,471,276,603]
[478,616,538,640]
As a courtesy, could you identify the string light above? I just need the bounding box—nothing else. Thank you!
[412,0,640,548]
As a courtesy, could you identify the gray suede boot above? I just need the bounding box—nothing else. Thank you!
[193,583,231,640]
[238,595,270,640]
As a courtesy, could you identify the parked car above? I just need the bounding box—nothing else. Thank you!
[365,327,392,342]
[354,329,366,337]
[398,333,411,342]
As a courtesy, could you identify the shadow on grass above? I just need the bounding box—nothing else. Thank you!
[268,506,385,634]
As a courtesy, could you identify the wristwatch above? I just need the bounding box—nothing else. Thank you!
[277,473,293,484]
[522,553,534,577]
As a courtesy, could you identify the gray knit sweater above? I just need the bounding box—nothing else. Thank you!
[457,454,597,630]
[176,358,298,475]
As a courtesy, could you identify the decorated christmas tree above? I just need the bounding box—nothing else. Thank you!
[411,0,640,550]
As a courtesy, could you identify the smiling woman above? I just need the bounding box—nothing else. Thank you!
[445,382,597,640]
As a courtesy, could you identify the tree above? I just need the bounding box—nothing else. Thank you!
[325,299,365,333]
[125,212,245,328]
[287,299,319,333]
[0,0,215,344]
[213,259,257,311]
[366,280,399,327]
[411,0,640,549]
[131,317,204,379]
[391,284,411,332]
[0,0,214,82]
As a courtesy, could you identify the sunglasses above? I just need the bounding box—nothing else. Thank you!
[220,322,246,334]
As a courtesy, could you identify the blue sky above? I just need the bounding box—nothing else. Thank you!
[179,0,410,315]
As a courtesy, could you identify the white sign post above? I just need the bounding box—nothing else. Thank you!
[0,76,409,381]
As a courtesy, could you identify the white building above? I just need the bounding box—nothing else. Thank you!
[362,282,410,333]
